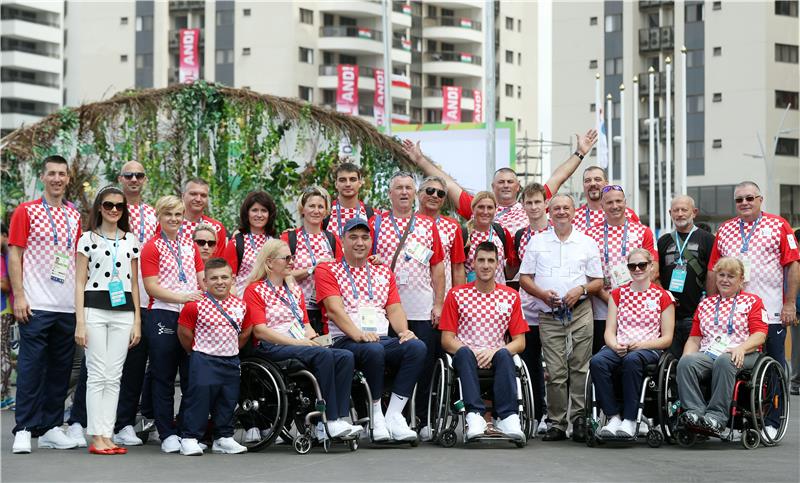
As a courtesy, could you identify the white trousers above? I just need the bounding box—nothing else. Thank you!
[85,307,133,437]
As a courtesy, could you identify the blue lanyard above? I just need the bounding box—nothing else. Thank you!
[389,213,415,240]
[335,202,364,237]
[300,228,331,266]
[342,259,374,301]
[585,206,593,229]
[265,280,304,324]
[205,292,241,334]
[713,293,739,335]
[738,213,762,253]
[136,204,146,242]
[603,220,629,264]
[247,233,257,251]
[41,198,72,248]
[161,231,187,283]
[672,226,697,265]
[99,230,120,277]
[494,205,513,222]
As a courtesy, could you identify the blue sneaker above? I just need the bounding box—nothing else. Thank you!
[0,397,15,410]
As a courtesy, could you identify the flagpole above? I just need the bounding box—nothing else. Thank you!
[606,94,614,182]
[680,46,687,195]
[595,73,601,158]
[484,2,496,189]
[633,76,640,215]
[381,0,393,134]
[648,67,656,233]
[665,57,673,231]
[620,84,627,196]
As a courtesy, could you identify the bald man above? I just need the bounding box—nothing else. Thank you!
[657,196,715,358]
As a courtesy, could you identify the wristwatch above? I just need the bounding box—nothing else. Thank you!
[574,150,585,161]
[581,285,588,296]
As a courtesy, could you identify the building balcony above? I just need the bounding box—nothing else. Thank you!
[0,81,61,104]
[319,26,384,55]
[638,0,674,10]
[422,51,482,77]
[423,0,484,9]
[168,29,204,48]
[168,1,205,11]
[0,50,61,74]
[638,26,674,53]
[638,117,675,143]
[1,111,47,131]
[638,71,673,96]
[422,16,482,43]
[0,19,61,43]
[318,1,412,28]
[422,86,475,110]
[317,66,411,100]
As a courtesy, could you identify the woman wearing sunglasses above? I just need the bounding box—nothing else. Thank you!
[192,224,218,263]
[74,187,142,454]
[242,240,361,440]
[589,248,674,438]
[224,191,276,296]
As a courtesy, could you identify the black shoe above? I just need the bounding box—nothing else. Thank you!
[542,427,567,441]
[571,416,587,442]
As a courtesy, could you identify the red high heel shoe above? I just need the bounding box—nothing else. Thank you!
[88,444,114,455]
[110,446,128,454]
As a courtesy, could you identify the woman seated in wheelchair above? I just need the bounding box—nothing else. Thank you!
[590,248,675,438]
[242,240,362,440]
[676,256,768,434]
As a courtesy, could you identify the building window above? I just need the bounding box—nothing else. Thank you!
[505,16,513,30]
[775,0,798,16]
[713,46,722,56]
[120,17,128,25]
[775,43,799,63]
[780,184,800,225]
[776,137,799,156]
[687,140,703,160]
[216,10,233,26]
[590,16,598,25]
[687,49,704,67]
[242,47,251,55]
[120,54,128,63]
[243,8,251,16]
[135,53,152,69]
[605,14,622,32]
[775,90,799,109]
[589,59,598,69]
[215,49,234,64]
[713,92,722,102]
[299,47,314,64]
[299,8,313,24]
[712,139,722,148]
[605,57,623,75]
[686,3,704,22]
[298,86,313,102]
[687,94,704,113]
[505,84,513,97]
[518,19,522,32]
[505,50,513,63]
[517,86,522,99]
[135,15,153,31]
[590,103,596,112]
[712,1,722,10]
[518,53,522,65]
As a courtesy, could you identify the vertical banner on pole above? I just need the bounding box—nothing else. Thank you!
[665,57,673,231]
[374,69,385,127]
[648,68,656,233]
[607,94,614,182]
[680,47,688,196]
[595,74,609,168]
[620,84,627,197]
[178,28,200,84]
[442,86,462,124]
[632,77,640,215]
[472,89,483,122]
[336,65,359,116]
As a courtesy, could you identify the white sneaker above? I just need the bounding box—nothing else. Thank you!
[371,412,391,442]
[212,437,247,454]
[599,416,622,437]
[496,414,525,441]
[616,419,636,438]
[346,421,364,436]
[198,442,208,450]
[38,427,78,449]
[112,425,143,446]
[537,419,549,435]
[179,437,203,456]
[762,425,778,441]
[465,412,488,440]
[385,413,418,442]
[12,430,31,454]
[326,419,353,438]
[244,427,261,443]
[638,419,650,436]
[66,423,87,447]
[160,434,181,453]
[418,425,433,442]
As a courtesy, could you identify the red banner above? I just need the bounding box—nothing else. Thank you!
[178,28,200,84]
[442,86,462,124]
[336,64,359,116]
[472,89,483,123]
[374,69,385,127]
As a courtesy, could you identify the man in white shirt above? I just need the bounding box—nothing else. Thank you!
[519,194,603,443]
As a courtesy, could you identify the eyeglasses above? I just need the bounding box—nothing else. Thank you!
[269,255,294,263]
[194,239,217,247]
[626,261,650,271]
[423,187,446,198]
[120,172,146,180]
[734,195,760,204]
[101,201,126,212]
[601,185,624,194]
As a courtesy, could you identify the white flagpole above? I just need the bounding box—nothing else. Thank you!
[665,57,673,231]
[620,84,627,195]
[381,0,393,134]
[595,73,601,148]
[607,93,614,182]
[633,76,640,215]
[680,46,687,195]
[484,2,496,188]
[648,67,656,233]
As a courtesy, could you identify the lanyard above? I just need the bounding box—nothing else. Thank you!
[713,293,739,335]
[603,220,629,264]
[136,204,146,242]
[738,213,762,253]
[434,215,440,226]
[266,280,304,324]
[335,202,364,237]
[584,206,593,229]
[205,292,241,334]
[42,198,72,248]
[389,213,415,240]
[247,232,258,251]
[300,227,330,266]
[672,226,697,265]
[99,230,120,277]
[494,205,513,222]
[161,231,187,283]
[342,259,374,301]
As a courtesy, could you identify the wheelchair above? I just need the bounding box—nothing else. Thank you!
[672,353,790,450]
[426,353,536,448]
[348,367,420,447]
[233,353,359,454]
[584,352,678,448]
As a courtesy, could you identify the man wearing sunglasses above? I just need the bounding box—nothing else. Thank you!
[572,166,640,233]
[180,178,227,258]
[416,176,466,293]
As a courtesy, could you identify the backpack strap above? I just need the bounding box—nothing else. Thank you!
[462,225,470,258]
[514,227,525,254]
[321,215,331,232]
[235,232,245,268]
[371,214,382,256]
[492,223,506,251]
[324,230,336,254]
[364,204,375,220]
[287,229,298,255]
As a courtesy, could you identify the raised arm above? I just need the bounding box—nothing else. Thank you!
[401,139,466,209]
[544,129,598,196]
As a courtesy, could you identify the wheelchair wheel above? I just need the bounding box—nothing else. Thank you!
[675,429,697,448]
[293,434,312,455]
[646,430,664,448]
[657,354,679,444]
[585,427,597,448]
[234,358,288,452]
[750,357,789,446]
[439,429,458,448]
[348,438,358,451]
[742,428,760,450]
[427,358,449,441]
[583,370,594,421]
[517,357,536,440]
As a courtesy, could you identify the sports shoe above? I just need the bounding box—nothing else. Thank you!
[66,423,87,447]
[160,434,181,453]
[212,437,247,454]
[38,427,78,449]
[385,413,418,442]
[418,425,433,442]
[537,419,549,435]
[179,438,203,456]
[599,416,622,437]
[496,414,525,441]
[112,425,143,446]
[542,427,567,441]
[701,415,724,434]
[326,419,353,438]
[346,421,364,436]
[465,412,488,440]
[680,411,701,427]
[12,430,31,454]
[244,427,261,443]
[371,412,391,442]
[1,397,15,410]
[615,419,636,438]
[638,418,651,436]
[762,425,778,441]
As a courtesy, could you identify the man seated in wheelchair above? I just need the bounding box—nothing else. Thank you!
[243,239,362,441]
[176,258,252,455]
[316,218,426,442]
[676,256,768,435]
[589,248,675,438]
[439,241,529,441]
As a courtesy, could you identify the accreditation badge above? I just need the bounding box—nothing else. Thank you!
[609,262,632,288]
[288,321,306,340]
[359,306,379,332]
[705,334,731,360]
[405,239,433,265]
[669,265,688,293]
[108,277,126,307]
[50,252,70,284]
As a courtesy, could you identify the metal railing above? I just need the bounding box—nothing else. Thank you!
[638,26,674,52]
[424,16,481,31]
[423,51,482,65]
[423,87,474,99]
[0,44,60,58]
[319,26,383,42]
[318,64,377,77]
[0,7,60,27]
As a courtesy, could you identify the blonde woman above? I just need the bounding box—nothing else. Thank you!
[463,192,516,285]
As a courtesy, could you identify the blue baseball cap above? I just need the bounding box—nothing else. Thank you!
[342,217,370,233]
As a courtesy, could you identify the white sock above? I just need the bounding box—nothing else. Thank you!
[386,393,408,418]
[372,401,384,419]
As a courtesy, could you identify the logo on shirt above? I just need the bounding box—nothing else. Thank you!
[157,322,175,335]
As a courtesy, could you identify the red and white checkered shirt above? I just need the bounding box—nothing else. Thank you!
[129,202,157,308]
[279,228,340,310]
[179,215,227,258]
[709,213,800,324]
[465,227,514,285]
[572,204,640,233]
[611,283,674,345]
[326,201,376,237]
[439,282,528,351]
[457,188,553,236]
[515,225,552,325]
[223,233,269,296]
[8,198,82,313]
[586,220,657,320]
[140,235,204,312]
[315,261,401,338]
[178,294,249,357]
[370,213,444,321]
[243,280,309,337]
[690,292,769,353]
[433,215,466,293]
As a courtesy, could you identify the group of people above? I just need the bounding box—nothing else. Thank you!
[3,128,798,457]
